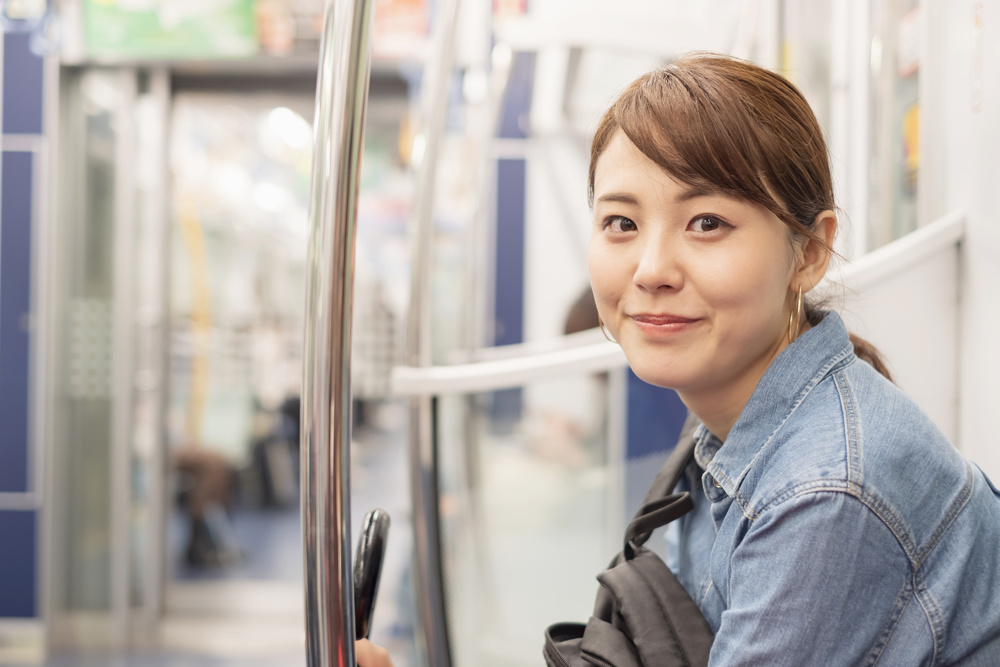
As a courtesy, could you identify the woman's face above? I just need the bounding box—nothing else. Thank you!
[588,130,799,411]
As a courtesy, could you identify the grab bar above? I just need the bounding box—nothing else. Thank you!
[405,0,462,664]
[300,0,376,664]
[393,339,625,397]
[821,210,965,293]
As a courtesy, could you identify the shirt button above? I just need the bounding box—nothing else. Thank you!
[712,477,722,488]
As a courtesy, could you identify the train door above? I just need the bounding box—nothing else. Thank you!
[46,66,172,648]
[44,20,423,661]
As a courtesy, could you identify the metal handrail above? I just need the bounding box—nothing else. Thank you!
[394,338,625,397]
[458,326,607,362]
[404,0,461,664]
[300,0,376,664]
[821,210,965,293]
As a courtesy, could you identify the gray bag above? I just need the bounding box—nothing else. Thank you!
[543,415,713,666]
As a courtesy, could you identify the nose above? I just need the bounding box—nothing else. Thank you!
[633,232,682,292]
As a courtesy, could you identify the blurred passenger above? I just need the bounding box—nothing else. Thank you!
[174,445,241,567]
[358,53,1000,666]
[249,395,301,508]
[563,286,599,335]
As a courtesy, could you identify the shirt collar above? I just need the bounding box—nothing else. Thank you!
[702,311,856,498]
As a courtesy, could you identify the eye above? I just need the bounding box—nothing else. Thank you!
[604,215,637,233]
[688,215,728,233]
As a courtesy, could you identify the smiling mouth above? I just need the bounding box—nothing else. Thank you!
[629,314,700,335]
[631,314,699,325]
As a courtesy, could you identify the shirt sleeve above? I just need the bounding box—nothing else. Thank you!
[709,490,914,666]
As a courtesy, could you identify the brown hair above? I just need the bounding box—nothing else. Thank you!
[589,53,892,380]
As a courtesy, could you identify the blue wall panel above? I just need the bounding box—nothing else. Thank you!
[0,511,37,617]
[624,371,688,517]
[493,158,526,347]
[490,53,535,428]
[490,158,527,427]
[0,151,33,493]
[2,34,45,135]
[626,370,687,459]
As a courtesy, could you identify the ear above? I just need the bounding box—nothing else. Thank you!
[793,210,837,292]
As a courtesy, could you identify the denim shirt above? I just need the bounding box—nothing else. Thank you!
[670,312,1000,666]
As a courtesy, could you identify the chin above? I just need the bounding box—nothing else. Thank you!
[615,338,689,390]
[622,357,693,392]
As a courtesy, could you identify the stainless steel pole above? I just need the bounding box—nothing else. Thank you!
[301,0,375,664]
[406,0,461,664]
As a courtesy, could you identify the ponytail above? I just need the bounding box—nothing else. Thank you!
[848,333,893,381]
[805,308,893,382]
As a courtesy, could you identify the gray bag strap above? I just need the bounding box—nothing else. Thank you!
[638,412,701,511]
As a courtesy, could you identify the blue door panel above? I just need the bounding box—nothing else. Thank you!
[0,510,36,617]
[2,34,45,135]
[0,151,33,493]
[626,370,687,460]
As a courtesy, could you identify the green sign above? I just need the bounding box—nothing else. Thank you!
[84,0,259,59]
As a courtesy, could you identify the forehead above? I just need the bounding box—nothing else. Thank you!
[594,131,678,194]
[593,131,722,205]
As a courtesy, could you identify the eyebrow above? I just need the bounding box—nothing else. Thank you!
[594,192,640,205]
[595,185,719,206]
[675,185,719,202]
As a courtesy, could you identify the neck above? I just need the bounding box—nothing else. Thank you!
[679,322,812,442]
[678,388,749,443]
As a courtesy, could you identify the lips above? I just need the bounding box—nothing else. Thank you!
[628,313,701,336]
[630,313,699,325]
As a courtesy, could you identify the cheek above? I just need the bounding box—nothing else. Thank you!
[586,241,618,304]
[699,244,792,320]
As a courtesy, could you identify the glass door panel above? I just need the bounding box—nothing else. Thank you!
[870,0,922,247]
[437,370,622,667]
[50,67,136,644]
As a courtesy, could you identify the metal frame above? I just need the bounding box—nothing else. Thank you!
[136,66,171,638]
[109,67,138,647]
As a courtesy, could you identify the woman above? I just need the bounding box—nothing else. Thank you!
[360,54,1000,665]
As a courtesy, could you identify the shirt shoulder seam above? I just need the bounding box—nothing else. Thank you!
[757,483,920,567]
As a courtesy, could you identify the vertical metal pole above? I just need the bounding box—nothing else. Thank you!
[144,66,171,635]
[406,0,461,664]
[301,0,375,664]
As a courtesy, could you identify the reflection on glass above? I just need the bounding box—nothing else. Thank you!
[56,70,122,614]
[780,0,833,134]
[438,371,620,667]
[168,96,313,579]
[165,91,419,663]
[871,0,921,248]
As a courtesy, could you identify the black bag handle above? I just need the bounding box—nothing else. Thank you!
[638,412,700,509]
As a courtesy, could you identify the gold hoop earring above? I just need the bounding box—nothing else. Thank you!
[788,286,803,344]
[598,316,618,344]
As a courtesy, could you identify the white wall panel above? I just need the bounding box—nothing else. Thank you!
[836,247,960,443]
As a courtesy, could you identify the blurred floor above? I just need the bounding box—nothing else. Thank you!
[31,404,415,667]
